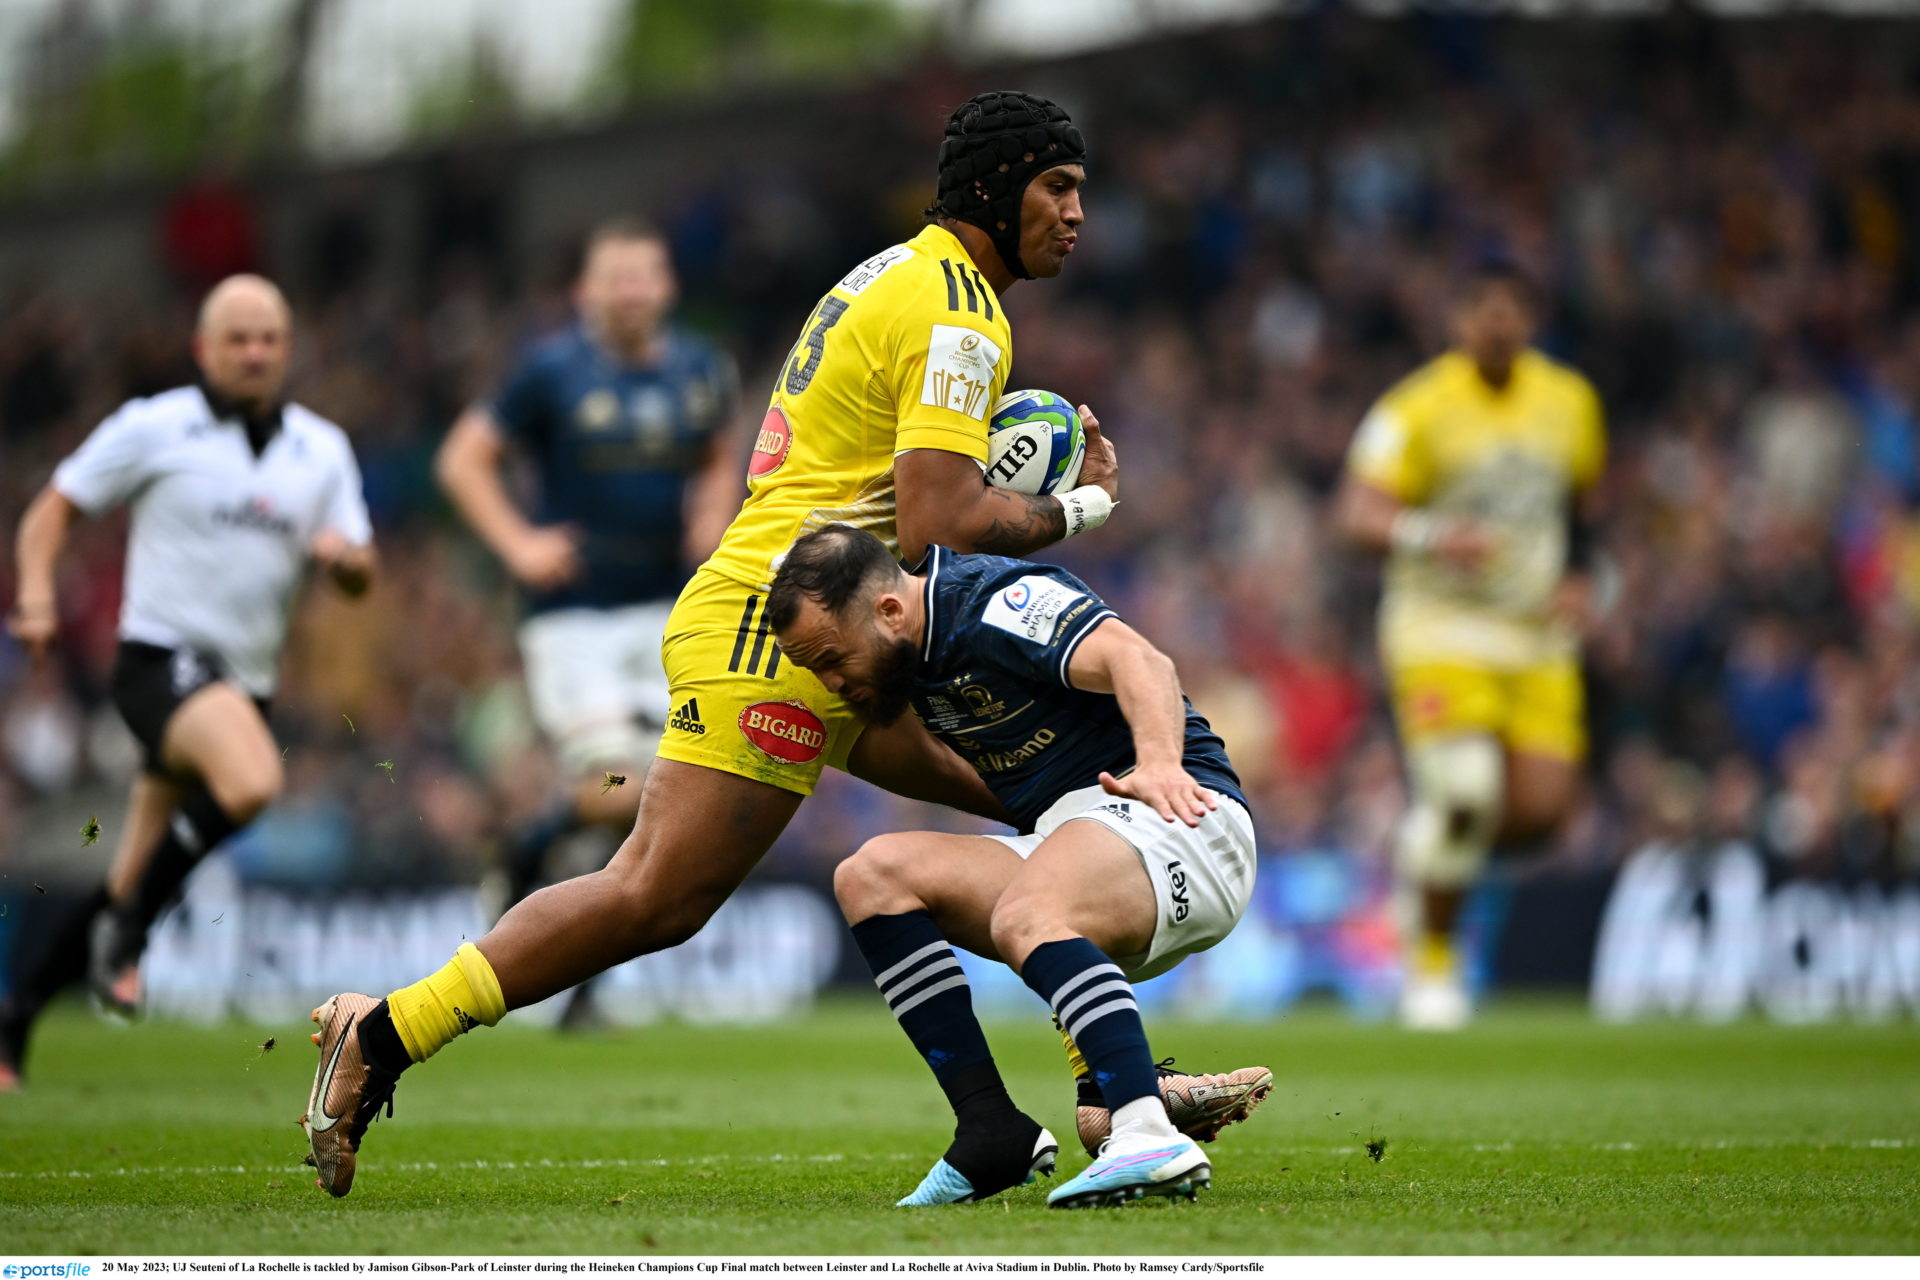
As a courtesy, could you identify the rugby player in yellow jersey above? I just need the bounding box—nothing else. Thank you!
[298,92,1265,1201]
[1338,263,1606,1031]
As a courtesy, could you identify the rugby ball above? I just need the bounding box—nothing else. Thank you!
[985,390,1086,496]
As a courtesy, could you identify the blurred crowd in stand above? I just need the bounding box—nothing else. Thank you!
[6,13,1920,908]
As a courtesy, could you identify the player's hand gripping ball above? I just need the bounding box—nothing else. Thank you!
[985,390,1086,496]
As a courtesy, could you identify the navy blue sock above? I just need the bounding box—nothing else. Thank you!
[1019,937,1157,1111]
[849,911,1009,1122]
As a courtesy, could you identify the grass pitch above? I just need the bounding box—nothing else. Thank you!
[2,997,1917,1255]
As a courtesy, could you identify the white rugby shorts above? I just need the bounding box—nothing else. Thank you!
[990,781,1258,981]
[517,601,674,774]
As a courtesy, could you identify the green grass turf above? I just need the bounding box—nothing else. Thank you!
[2,996,1917,1255]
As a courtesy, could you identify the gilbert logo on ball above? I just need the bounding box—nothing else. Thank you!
[739,700,828,763]
[985,389,1086,496]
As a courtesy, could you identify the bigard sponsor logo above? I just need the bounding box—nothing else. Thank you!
[750,406,793,478]
[739,699,828,764]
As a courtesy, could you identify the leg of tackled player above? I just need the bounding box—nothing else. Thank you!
[990,820,1213,1209]
[835,832,1057,1205]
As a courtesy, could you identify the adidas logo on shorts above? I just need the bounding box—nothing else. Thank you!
[669,698,706,735]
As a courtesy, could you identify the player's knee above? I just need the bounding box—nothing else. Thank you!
[1500,763,1579,843]
[1408,736,1502,833]
[832,843,888,919]
[214,759,284,825]
[641,904,711,952]
[987,892,1057,970]
[614,875,716,952]
[598,840,726,954]
[1399,736,1503,888]
[833,836,925,921]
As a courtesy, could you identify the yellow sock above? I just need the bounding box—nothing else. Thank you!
[1416,932,1458,979]
[1056,1020,1090,1080]
[387,942,507,1063]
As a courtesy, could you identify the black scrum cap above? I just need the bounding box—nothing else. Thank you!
[934,91,1086,280]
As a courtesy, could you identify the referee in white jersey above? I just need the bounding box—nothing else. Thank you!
[1,275,374,1089]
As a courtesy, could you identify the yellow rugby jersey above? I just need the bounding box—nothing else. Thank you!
[1347,348,1605,666]
[705,223,1013,590]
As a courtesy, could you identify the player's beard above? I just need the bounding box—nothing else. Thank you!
[851,636,920,727]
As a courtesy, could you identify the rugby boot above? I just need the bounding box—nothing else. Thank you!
[897,1116,1058,1206]
[87,910,143,1022]
[1400,970,1472,1031]
[300,993,400,1197]
[1049,1133,1211,1209]
[1076,1058,1273,1156]
[0,998,26,1092]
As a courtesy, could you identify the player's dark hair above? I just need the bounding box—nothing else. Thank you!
[582,216,668,264]
[767,525,899,633]
[1462,259,1535,308]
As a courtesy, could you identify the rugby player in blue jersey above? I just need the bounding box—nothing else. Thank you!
[437,218,741,910]
[767,525,1267,1209]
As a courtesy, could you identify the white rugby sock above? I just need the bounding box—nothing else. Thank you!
[1109,1094,1180,1149]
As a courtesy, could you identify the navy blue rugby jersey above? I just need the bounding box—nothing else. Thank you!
[491,324,737,614]
[910,546,1245,831]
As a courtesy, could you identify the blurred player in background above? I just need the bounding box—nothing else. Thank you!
[1,275,375,1088]
[1338,263,1606,1031]
[298,92,1256,1200]
[770,526,1269,1208]
[435,218,741,921]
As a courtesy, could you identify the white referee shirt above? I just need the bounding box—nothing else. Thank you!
[52,385,373,697]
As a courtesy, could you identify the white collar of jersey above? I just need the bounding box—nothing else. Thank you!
[916,545,947,664]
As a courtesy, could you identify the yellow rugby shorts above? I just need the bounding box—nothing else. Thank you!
[656,568,863,794]
[1388,657,1586,763]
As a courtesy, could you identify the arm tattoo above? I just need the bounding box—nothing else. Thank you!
[972,491,1067,555]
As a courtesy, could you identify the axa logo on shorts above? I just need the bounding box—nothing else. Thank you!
[1167,858,1191,923]
[739,700,828,764]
